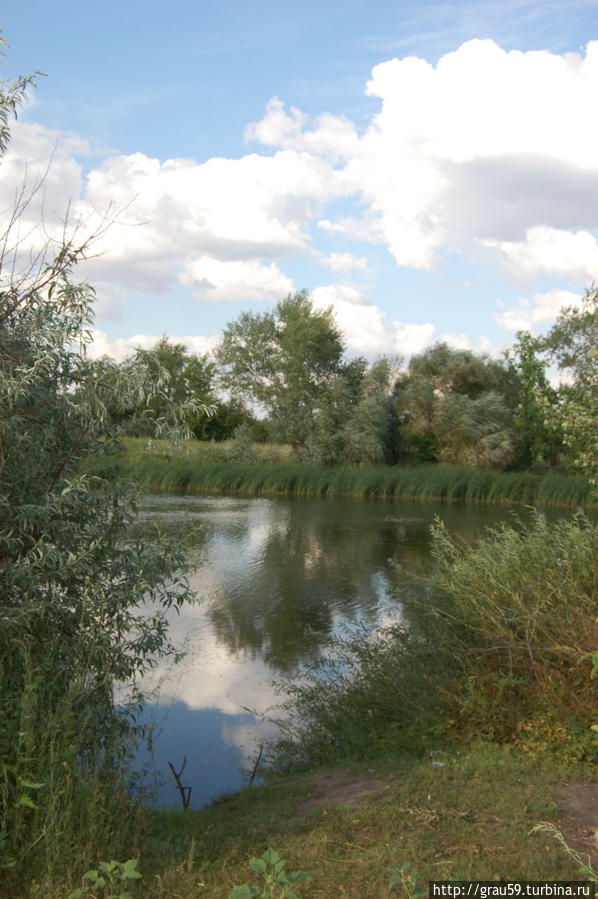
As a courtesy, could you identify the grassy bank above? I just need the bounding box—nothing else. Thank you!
[89,438,592,506]
[26,743,594,897]
[141,744,595,897]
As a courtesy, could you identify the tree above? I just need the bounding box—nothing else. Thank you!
[0,48,203,883]
[544,287,598,488]
[504,330,561,468]
[216,290,345,452]
[394,343,517,469]
[304,356,398,465]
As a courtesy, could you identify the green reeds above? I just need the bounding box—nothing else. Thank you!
[92,449,593,507]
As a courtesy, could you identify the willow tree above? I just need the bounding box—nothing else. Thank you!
[0,45,204,884]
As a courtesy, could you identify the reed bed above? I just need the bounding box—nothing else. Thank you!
[90,450,593,507]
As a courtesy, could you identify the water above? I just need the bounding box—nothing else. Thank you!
[132,493,528,809]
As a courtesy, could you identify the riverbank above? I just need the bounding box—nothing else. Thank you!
[89,438,592,507]
[141,743,597,897]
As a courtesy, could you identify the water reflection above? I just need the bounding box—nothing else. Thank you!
[136,702,277,809]
[135,493,517,807]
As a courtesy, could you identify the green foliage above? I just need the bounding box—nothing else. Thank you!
[0,54,201,891]
[304,356,397,465]
[544,287,598,490]
[217,290,345,452]
[69,858,142,899]
[395,343,517,469]
[388,862,425,897]
[112,336,232,439]
[504,330,561,467]
[98,450,592,507]
[406,511,598,740]
[224,421,258,463]
[227,848,309,899]
[268,512,598,771]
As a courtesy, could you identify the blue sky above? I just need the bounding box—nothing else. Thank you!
[2,1,598,361]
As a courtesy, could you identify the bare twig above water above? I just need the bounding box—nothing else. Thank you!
[168,756,191,809]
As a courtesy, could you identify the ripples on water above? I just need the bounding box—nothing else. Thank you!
[132,493,521,808]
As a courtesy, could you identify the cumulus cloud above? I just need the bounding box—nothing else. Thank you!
[81,148,346,288]
[88,329,220,362]
[311,284,435,356]
[245,96,360,161]
[0,123,346,303]
[251,39,598,279]
[180,256,294,302]
[493,288,582,332]
[4,37,598,350]
[0,121,93,271]
[321,252,370,274]
[483,228,598,284]
[92,282,127,320]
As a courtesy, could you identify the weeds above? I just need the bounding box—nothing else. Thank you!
[388,862,425,897]
[227,848,309,898]
[69,858,142,899]
[531,823,597,880]
[269,511,598,771]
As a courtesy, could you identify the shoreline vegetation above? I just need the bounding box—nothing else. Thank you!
[89,437,594,508]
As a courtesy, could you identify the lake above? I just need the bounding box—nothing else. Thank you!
[132,493,534,809]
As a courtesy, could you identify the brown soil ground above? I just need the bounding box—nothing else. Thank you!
[555,782,598,868]
[294,770,391,814]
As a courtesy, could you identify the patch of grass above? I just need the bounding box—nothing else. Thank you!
[136,743,592,898]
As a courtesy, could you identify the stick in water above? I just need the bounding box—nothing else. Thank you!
[168,756,191,809]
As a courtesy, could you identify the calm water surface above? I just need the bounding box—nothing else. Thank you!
[133,494,529,808]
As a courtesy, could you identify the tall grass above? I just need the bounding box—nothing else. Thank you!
[268,511,598,771]
[0,650,145,895]
[89,444,593,507]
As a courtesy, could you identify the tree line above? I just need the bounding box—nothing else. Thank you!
[106,288,598,482]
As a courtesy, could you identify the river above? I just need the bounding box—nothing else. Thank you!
[132,493,535,809]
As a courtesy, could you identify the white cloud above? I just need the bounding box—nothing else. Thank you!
[92,282,127,320]
[440,332,501,357]
[245,97,360,161]
[0,121,93,271]
[5,37,598,353]
[0,125,345,301]
[312,284,388,353]
[180,256,294,302]
[494,288,582,332]
[322,252,370,274]
[392,321,436,356]
[483,228,598,284]
[251,39,598,279]
[81,148,346,286]
[88,329,219,362]
[311,283,435,357]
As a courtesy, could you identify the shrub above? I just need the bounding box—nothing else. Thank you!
[269,512,598,769]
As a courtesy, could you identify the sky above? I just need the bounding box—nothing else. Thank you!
[2,0,598,363]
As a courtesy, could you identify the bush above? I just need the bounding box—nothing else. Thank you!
[269,512,598,770]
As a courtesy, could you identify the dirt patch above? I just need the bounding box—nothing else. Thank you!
[294,769,390,814]
[554,782,598,868]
